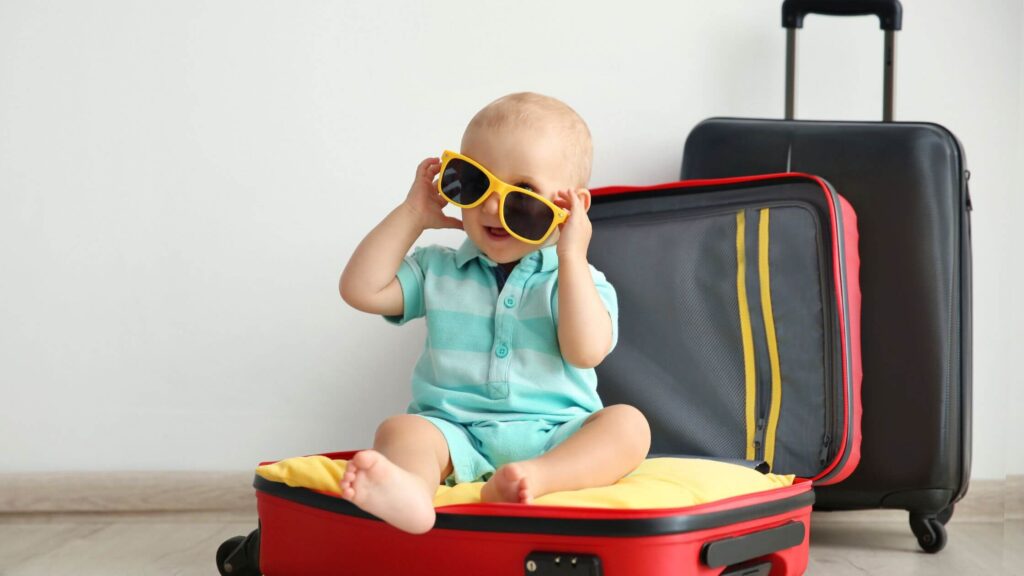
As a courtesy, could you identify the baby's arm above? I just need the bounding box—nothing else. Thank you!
[340,157,462,316]
[553,188,613,368]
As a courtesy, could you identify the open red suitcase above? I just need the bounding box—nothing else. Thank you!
[218,173,861,576]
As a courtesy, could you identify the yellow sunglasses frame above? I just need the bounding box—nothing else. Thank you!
[438,150,568,245]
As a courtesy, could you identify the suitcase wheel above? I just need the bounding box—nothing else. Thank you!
[216,529,261,575]
[909,513,947,554]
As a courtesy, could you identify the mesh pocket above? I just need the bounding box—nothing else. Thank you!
[592,211,748,458]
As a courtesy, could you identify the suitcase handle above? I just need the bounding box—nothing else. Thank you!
[782,0,903,31]
[782,0,900,121]
[700,520,806,568]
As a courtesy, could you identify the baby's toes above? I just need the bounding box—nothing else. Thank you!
[340,475,359,497]
[518,478,532,503]
[340,469,357,493]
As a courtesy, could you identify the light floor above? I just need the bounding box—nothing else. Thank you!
[0,510,1018,575]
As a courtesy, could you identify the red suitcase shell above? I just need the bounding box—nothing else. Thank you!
[257,451,812,576]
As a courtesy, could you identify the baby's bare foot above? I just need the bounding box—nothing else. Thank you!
[480,462,538,504]
[339,450,436,534]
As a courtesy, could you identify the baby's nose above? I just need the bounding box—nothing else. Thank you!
[481,193,500,215]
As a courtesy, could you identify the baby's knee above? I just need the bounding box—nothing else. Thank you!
[603,404,647,425]
[374,414,430,443]
[605,405,651,447]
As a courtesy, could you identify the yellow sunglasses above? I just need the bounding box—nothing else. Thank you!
[437,150,568,245]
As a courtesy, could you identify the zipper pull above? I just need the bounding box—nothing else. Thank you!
[818,435,832,466]
[754,418,767,454]
[964,170,973,212]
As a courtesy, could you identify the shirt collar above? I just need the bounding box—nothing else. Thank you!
[455,238,560,273]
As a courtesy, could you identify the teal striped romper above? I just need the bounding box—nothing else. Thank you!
[385,239,619,484]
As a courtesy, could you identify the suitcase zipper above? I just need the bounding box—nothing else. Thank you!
[736,210,758,462]
[752,208,769,463]
[741,207,773,466]
[814,203,838,470]
[754,417,767,461]
[756,208,784,469]
[815,179,853,482]
[739,207,776,465]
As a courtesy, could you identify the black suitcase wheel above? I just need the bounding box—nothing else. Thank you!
[909,513,947,554]
[216,536,244,574]
[216,529,261,575]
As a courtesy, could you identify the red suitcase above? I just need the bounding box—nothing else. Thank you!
[254,451,813,576]
[218,173,861,576]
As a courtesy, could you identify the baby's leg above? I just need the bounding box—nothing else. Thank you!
[340,414,452,534]
[481,405,650,504]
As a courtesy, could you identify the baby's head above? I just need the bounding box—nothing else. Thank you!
[457,92,593,264]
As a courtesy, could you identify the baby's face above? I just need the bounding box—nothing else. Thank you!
[459,125,578,264]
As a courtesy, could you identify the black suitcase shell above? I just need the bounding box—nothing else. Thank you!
[682,120,971,515]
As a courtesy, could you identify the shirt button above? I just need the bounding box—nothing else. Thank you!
[495,344,509,358]
[504,296,516,308]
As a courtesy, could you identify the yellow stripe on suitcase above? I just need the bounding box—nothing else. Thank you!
[759,209,783,470]
[736,211,757,461]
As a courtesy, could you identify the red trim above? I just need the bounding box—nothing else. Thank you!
[591,172,820,197]
[820,194,863,484]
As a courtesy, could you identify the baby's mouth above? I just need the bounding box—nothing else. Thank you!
[485,226,510,239]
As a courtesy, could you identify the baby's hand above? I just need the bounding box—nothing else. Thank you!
[403,157,463,231]
[553,188,592,260]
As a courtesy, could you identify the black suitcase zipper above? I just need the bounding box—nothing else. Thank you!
[817,209,837,469]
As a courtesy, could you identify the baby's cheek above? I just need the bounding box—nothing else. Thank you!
[543,228,561,248]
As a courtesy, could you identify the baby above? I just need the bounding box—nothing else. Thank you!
[338,92,651,534]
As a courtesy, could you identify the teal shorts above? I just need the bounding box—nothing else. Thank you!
[418,414,592,485]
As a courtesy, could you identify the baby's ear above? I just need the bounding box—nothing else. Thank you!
[577,188,592,213]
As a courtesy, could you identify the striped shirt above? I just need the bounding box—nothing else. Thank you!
[386,239,619,425]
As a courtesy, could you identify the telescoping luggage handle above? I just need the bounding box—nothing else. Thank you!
[782,0,903,121]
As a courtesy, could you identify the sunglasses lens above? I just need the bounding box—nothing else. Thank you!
[440,158,490,206]
[504,191,556,242]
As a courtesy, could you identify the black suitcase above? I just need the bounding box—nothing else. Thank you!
[679,0,972,553]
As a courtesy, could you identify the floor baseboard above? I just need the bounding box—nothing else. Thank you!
[0,471,255,513]
[1,471,1020,519]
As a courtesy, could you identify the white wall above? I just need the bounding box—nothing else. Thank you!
[1,1,1019,478]
[1012,4,1024,477]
